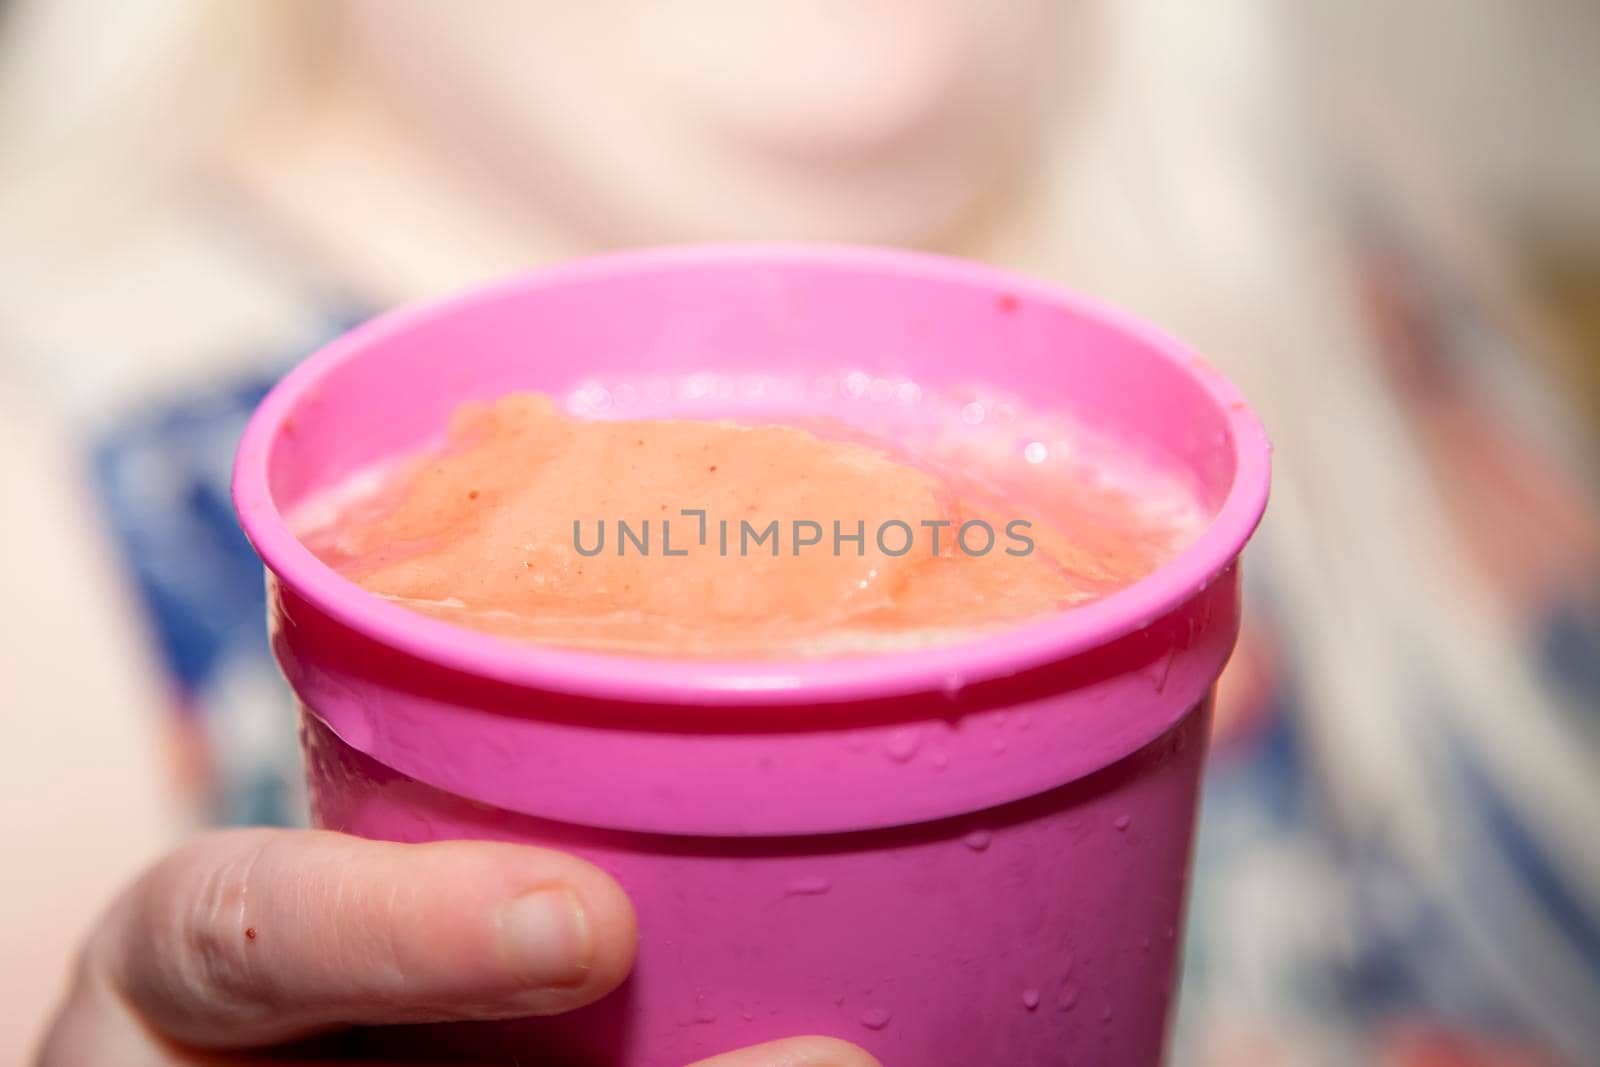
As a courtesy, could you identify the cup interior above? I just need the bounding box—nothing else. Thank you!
[235,245,1268,701]
[266,248,1241,515]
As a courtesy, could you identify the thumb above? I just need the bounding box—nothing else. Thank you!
[87,828,637,1049]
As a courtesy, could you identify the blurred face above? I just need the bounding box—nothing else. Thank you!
[338,0,1085,246]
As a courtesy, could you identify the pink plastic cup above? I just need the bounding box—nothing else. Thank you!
[233,245,1269,1066]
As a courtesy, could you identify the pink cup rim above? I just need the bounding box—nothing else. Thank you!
[233,243,1270,707]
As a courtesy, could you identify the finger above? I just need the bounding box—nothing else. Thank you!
[686,1036,884,1067]
[86,828,637,1049]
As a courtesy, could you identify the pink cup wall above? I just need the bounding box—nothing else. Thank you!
[233,245,1270,1065]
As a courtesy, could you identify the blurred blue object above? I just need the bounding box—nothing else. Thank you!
[89,374,280,700]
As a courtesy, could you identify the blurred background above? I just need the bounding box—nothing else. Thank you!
[1,1,1596,1064]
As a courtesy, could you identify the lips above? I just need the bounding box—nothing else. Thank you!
[627,0,966,160]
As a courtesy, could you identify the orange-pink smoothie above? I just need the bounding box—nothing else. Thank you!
[296,388,1202,658]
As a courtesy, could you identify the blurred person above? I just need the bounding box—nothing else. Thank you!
[0,2,1597,1065]
[1297,0,1600,445]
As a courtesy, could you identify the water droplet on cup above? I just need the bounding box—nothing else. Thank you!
[964,830,992,852]
[860,1007,892,1030]
[785,876,832,896]
[992,738,1008,755]
[885,727,921,763]
[1022,988,1041,1010]
[1101,1005,1114,1023]
[1114,815,1132,831]
[1142,649,1175,692]
[932,752,950,771]
[1057,986,1079,1012]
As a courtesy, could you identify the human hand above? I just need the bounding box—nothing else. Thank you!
[36,828,878,1066]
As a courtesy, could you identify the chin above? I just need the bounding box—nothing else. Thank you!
[523,84,1031,248]
[557,134,1021,249]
